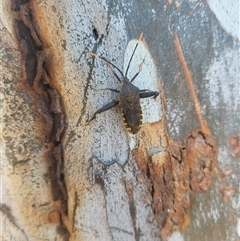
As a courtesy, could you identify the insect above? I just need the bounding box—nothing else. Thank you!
[85,33,159,134]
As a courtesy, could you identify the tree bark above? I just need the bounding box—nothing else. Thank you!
[2,0,239,241]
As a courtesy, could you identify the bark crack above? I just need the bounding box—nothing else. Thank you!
[12,1,69,240]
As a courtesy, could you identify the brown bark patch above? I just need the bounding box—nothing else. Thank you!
[227,136,240,157]
[12,1,69,239]
[133,123,217,239]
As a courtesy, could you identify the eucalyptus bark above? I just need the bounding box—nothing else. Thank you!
[2,0,239,241]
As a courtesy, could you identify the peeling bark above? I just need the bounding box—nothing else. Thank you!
[8,1,69,239]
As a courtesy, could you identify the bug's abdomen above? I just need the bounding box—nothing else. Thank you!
[120,84,142,134]
[122,108,142,134]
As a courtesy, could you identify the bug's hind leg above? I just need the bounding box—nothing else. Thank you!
[139,90,159,99]
[84,99,119,126]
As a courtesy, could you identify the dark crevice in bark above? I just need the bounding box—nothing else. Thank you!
[12,1,69,240]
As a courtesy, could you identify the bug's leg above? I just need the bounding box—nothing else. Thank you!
[139,90,159,99]
[92,87,120,93]
[130,59,145,83]
[84,99,119,126]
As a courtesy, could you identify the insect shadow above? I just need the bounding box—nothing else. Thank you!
[85,33,159,134]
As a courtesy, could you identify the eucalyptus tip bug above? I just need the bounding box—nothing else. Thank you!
[84,33,159,134]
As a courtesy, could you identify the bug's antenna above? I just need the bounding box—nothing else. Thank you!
[89,52,124,82]
[125,33,143,78]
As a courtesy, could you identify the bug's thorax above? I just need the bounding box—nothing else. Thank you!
[120,82,140,97]
[120,82,140,108]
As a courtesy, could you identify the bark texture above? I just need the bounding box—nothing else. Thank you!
[2,0,239,241]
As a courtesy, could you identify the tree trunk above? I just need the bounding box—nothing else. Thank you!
[2,0,239,241]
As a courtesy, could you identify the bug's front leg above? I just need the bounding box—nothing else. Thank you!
[84,99,119,125]
[139,90,159,99]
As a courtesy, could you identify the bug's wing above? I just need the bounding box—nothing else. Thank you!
[121,94,142,134]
